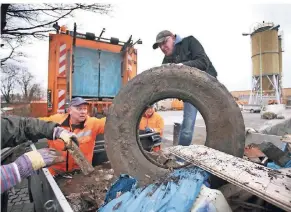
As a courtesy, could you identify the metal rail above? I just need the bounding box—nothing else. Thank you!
[29,144,73,212]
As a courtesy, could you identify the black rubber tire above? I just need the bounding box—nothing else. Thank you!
[105,64,245,186]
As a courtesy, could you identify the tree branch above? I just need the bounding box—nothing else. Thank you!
[1,3,111,64]
[41,10,64,18]
[0,41,20,65]
[3,9,73,32]
[7,29,54,36]
[1,4,10,33]
[7,3,110,13]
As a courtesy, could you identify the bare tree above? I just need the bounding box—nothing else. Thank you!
[16,68,46,102]
[28,83,44,101]
[17,68,34,101]
[1,64,19,103]
[12,93,23,102]
[1,3,111,65]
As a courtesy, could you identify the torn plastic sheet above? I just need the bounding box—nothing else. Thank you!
[98,167,210,212]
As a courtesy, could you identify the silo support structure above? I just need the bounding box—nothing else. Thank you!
[272,75,281,104]
[249,77,259,104]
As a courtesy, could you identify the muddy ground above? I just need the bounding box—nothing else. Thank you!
[56,162,115,212]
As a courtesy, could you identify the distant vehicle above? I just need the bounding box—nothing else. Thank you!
[242,104,261,113]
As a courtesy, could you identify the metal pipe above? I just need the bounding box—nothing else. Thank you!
[248,77,254,104]
[72,23,77,74]
[98,28,105,40]
[68,31,127,44]
[139,132,159,138]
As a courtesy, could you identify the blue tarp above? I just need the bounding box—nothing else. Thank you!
[267,160,291,169]
[98,167,209,212]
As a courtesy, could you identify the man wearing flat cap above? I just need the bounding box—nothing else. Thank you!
[153,30,217,148]
[40,97,106,175]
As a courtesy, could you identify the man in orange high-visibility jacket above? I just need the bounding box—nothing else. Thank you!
[139,105,164,152]
[139,105,164,136]
[40,97,106,176]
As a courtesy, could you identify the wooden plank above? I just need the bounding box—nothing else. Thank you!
[168,145,291,212]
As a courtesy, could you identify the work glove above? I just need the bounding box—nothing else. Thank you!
[145,127,154,133]
[15,148,65,178]
[1,148,64,193]
[54,127,79,147]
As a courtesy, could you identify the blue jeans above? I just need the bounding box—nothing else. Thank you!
[178,102,197,146]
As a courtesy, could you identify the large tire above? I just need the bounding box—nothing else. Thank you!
[105,64,245,186]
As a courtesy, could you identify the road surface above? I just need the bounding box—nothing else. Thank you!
[160,109,291,147]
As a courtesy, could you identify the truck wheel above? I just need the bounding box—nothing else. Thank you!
[250,109,254,113]
[105,64,245,187]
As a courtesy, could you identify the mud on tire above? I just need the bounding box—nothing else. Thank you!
[105,64,245,186]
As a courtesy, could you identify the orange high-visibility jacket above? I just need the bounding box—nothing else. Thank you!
[40,114,105,175]
[139,112,164,136]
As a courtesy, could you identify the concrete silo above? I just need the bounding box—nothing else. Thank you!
[245,22,283,105]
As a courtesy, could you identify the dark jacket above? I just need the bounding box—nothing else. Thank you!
[162,36,217,78]
[1,116,59,149]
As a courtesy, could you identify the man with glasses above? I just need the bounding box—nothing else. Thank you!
[40,97,106,175]
[153,30,217,148]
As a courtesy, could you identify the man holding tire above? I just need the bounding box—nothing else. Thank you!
[153,30,217,147]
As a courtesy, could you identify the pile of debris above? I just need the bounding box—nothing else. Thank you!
[261,111,285,120]
[55,162,114,212]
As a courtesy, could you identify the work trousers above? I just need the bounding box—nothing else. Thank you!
[178,102,197,146]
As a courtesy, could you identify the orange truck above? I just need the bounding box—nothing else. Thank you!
[31,23,140,117]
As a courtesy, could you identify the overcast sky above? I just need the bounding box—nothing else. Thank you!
[18,1,291,92]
